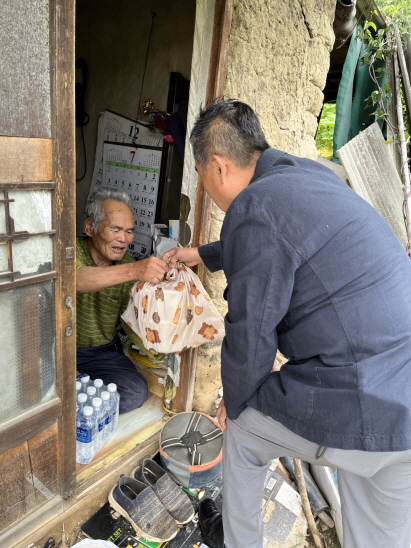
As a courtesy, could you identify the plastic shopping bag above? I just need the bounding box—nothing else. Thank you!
[121,264,225,354]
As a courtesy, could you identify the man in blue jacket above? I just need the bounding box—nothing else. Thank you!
[164,99,411,548]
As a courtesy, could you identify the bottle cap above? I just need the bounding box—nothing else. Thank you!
[101,391,110,400]
[76,381,81,391]
[83,406,93,416]
[78,393,87,403]
[94,379,104,388]
[92,397,102,408]
[80,375,90,384]
[107,383,117,393]
[87,386,97,395]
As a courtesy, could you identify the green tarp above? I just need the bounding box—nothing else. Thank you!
[333,24,387,163]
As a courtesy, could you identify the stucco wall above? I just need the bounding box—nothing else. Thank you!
[193,0,336,413]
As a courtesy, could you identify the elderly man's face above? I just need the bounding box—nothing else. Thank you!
[85,199,135,265]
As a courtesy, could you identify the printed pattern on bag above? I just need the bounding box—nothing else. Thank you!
[121,264,225,354]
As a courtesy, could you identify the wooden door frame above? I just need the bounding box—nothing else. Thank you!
[172,0,234,413]
[0,1,76,545]
[50,0,77,504]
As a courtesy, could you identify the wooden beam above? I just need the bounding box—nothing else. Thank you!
[50,0,77,502]
[192,0,234,254]
[0,182,56,190]
[0,400,62,456]
[0,137,53,183]
[174,0,233,414]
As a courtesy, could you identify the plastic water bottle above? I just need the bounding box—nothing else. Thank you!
[76,406,96,464]
[92,397,104,452]
[101,391,113,436]
[86,385,97,406]
[77,392,87,419]
[93,378,104,396]
[76,382,82,413]
[107,383,120,432]
[80,375,90,393]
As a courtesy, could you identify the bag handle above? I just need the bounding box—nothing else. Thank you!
[164,262,187,282]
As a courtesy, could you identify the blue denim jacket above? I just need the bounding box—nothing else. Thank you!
[199,148,411,452]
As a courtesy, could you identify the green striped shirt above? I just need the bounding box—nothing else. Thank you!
[76,236,135,347]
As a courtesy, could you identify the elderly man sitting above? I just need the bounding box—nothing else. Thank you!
[76,188,168,413]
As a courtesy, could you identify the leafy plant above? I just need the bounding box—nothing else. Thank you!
[316,103,336,158]
[358,2,411,131]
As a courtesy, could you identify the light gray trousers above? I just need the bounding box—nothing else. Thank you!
[222,407,411,548]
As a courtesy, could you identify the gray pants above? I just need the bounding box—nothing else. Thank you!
[223,407,411,548]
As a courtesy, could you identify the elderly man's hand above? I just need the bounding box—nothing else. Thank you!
[133,256,168,285]
[163,247,202,268]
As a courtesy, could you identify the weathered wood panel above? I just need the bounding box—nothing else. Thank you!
[0,137,53,183]
[50,0,77,501]
[0,0,51,138]
[0,423,59,533]
[0,399,61,456]
[338,122,408,248]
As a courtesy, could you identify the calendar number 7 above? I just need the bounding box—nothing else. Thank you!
[129,150,136,163]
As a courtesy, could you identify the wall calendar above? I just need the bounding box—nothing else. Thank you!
[87,110,163,259]
[101,142,162,259]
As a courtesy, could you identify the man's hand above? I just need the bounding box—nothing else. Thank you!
[216,398,227,431]
[162,247,202,268]
[77,256,169,294]
[132,256,168,285]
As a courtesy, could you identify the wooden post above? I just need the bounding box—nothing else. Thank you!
[392,45,411,250]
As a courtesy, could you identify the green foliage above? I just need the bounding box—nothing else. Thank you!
[358,1,411,131]
[377,0,411,33]
[316,103,336,157]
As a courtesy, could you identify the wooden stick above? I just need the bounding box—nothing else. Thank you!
[392,40,411,249]
[293,458,324,548]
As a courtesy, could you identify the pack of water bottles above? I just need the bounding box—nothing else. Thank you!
[76,375,120,465]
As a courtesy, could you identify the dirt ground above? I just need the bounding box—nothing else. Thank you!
[307,524,341,548]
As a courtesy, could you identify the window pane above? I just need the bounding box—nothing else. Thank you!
[9,190,52,232]
[0,201,6,234]
[0,245,8,272]
[0,280,56,422]
[13,235,53,276]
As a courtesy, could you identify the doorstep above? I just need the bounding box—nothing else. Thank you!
[77,391,166,485]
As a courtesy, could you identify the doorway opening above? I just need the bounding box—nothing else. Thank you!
[74,0,197,482]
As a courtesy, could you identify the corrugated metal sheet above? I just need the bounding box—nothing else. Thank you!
[337,122,407,247]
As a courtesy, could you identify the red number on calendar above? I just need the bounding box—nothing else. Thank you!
[130,150,136,163]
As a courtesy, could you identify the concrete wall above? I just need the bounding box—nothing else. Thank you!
[193,0,336,413]
[75,0,196,233]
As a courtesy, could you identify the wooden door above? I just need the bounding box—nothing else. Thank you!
[0,0,76,543]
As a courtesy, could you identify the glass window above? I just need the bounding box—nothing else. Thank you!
[0,280,56,423]
[0,245,8,272]
[13,235,53,276]
[0,201,6,234]
[9,190,52,233]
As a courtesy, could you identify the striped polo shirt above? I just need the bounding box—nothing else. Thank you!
[76,236,135,348]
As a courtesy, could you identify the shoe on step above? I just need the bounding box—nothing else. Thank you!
[133,458,195,525]
[198,497,225,548]
[109,475,178,542]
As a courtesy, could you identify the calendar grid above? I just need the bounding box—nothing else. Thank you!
[101,142,162,259]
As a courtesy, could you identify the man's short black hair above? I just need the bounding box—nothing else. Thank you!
[190,99,270,169]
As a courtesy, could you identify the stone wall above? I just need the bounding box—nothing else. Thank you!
[193,0,336,413]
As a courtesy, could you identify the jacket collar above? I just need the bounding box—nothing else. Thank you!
[249,148,287,185]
